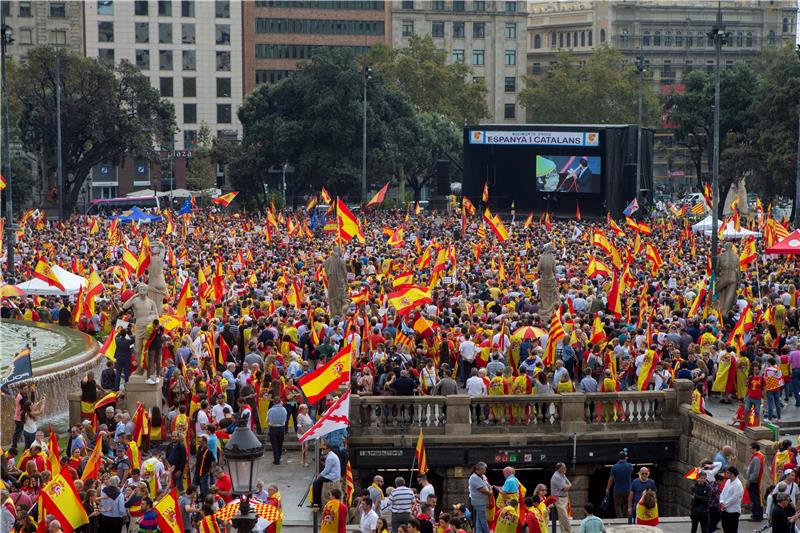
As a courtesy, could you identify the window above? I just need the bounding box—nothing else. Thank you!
[402,20,413,36]
[550,31,556,48]
[135,1,148,15]
[183,103,196,124]
[620,28,628,45]
[768,30,775,45]
[662,61,673,82]
[158,0,171,16]
[675,31,682,47]
[588,30,592,46]
[453,21,464,38]
[559,32,563,47]
[98,48,115,67]
[534,34,541,49]
[473,0,485,11]
[181,0,194,17]
[182,23,195,44]
[573,31,578,46]
[49,2,66,17]
[504,50,516,65]
[664,31,672,47]
[159,50,173,70]
[783,17,789,33]
[432,21,444,38]
[135,49,149,70]
[452,49,464,63]
[216,24,230,44]
[217,104,232,124]
[216,0,230,18]
[401,0,413,8]
[453,0,464,11]
[600,28,605,43]
[159,23,172,44]
[18,2,32,16]
[531,63,541,75]
[97,1,113,15]
[643,31,650,46]
[17,28,32,44]
[653,30,660,46]
[182,50,196,70]
[159,77,173,97]
[505,23,516,39]
[686,34,693,48]
[98,21,114,42]
[504,103,515,119]
[706,32,713,47]
[473,22,484,38]
[432,1,444,10]
[505,1,516,12]
[183,77,196,97]
[216,78,231,97]
[736,31,743,47]
[504,76,515,92]
[1,2,8,16]
[216,51,231,71]
[684,60,693,74]
[746,32,753,47]
[135,22,149,43]
[581,31,585,47]
[50,30,67,45]
[566,33,570,47]
[472,49,484,65]
[184,130,197,150]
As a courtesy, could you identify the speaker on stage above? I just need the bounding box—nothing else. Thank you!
[436,160,450,195]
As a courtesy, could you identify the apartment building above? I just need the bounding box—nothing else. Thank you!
[0,0,84,61]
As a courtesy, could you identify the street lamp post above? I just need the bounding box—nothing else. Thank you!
[1,18,15,279]
[55,51,64,220]
[224,414,265,533]
[707,3,729,297]
[635,55,645,209]
[795,45,800,226]
[281,162,288,208]
[361,64,372,204]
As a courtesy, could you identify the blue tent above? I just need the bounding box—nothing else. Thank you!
[110,206,163,224]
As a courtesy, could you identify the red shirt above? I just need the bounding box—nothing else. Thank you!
[747,375,765,400]
[215,473,233,503]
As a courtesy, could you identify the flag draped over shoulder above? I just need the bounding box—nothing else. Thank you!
[298,345,352,405]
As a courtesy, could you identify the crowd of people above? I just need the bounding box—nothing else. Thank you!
[1,198,799,533]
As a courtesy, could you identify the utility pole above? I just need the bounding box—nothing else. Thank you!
[56,51,65,220]
[708,2,729,296]
[635,55,645,209]
[361,64,372,203]
[795,45,800,225]
[1,18,15,279]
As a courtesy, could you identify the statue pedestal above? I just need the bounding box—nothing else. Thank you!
[124,374,161,413]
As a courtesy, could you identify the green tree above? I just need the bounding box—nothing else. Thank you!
[10,47,175,215]
[0,157,37,214]
[519,47,660,125]
[185,124,215,190]
[364,35,488,124]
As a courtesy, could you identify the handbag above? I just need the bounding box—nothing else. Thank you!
[599,492,611,513]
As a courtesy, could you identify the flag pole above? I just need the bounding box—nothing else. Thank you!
[755,255,761,299]
[408,450,418,489]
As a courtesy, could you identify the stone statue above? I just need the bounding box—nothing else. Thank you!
[324,246,349,318]
[714,242,740,315]
[537,243,559,320]
[723,177,749,218]
[147,239,166,314]
[122,283,159,370]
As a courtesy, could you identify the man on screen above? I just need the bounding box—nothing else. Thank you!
[575,158,593,192]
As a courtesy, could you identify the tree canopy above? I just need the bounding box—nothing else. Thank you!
[9,46,175,215]
[519,47,660,126]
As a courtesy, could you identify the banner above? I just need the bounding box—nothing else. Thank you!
[469,130,600,147]
[1,347,33,390]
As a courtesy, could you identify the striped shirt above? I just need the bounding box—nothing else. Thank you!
[383,486,415,513]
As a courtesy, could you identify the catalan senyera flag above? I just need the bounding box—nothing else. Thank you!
[298,344,353,404]
[154,489,185,533]
[366,183,389,208]
[387,285,433,316]
[544,310,565,367]
[136,234,151,277]
[198,514,221,533]
[483,208,509,243]
[88,217,100,235]
[415,429,428,475]
[345,461,355,506]
[687,288,707,319]
[394,330,415,350]
[40,470,89,533]
[336,198,363,243]
[462,196,476,216]
[211,191,238,207]
[33,259,66,292]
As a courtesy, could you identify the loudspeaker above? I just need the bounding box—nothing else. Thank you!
[436,160,450,195]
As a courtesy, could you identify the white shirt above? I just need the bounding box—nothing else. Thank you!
[359,508,379,533]
[460,340,477,362]
[419,483,435,503]
[196,409,210,438]
[212,403,231,423]
[466,376,487,397]
[720,477,744,514]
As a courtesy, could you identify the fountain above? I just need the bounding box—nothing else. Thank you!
[0,319,101,442]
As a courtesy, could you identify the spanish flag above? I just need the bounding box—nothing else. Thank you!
[462,196,476,215]
[586,256,611,279]
[176,278,193,316]
[155,489,185,533]
[523,212,533,229]
[211,191,238,207]
[0,174,5,190]
[298,344,353,404]
[40,470,89,533]
[88,217,100,235]
[122,246,139,274]
[366,183,389,208]
[482,208,509,243]
[739,237,756,270]
[388,285,432,316]
[607,270,623,318]
[591,228,612,255]
[687,288,706,319]
[81,437,103,481]
[336,198,363,243]
[48,427,61,476]
[636,350,660,391]
[136,234,151,277]
[589,314,606,345]
[415,429,428,475]
[33,259,66,292]
[482,181,489,203]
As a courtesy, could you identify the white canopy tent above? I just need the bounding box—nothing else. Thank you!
[703,221,762,240]
[15,265,87,296]
[691,215,720,233]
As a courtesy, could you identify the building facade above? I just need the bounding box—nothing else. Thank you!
[83,0,243,197]
[242,0,392,95]
[391,0,528,123]
[0,0,85,61]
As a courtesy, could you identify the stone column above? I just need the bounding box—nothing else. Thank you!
[559,393,587,434]
[673,378,693,407]
[445,395,472,435]
[442,465,470,509]
[567,466,592,519]
[124,375,161,413]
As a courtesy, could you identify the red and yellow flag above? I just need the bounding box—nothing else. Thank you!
[366,183,389,208]
[33,259,66,292]
[415,429,428,475]
[482,208,509,243]
[482,181,489,203]
[336,198,363,243]
[136,234,151,277]
[739,237,756,270]
[544,310,565,368]
[81,437,104,481]
[48,427,61,476]
[40,470,89,533]
[345,461,355,506]
[320,186,332,204]
[298,344,353,404]
[155,489,185,533]
[387,285,432,316]
[211,192,238,207]
[175,278,193,316]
